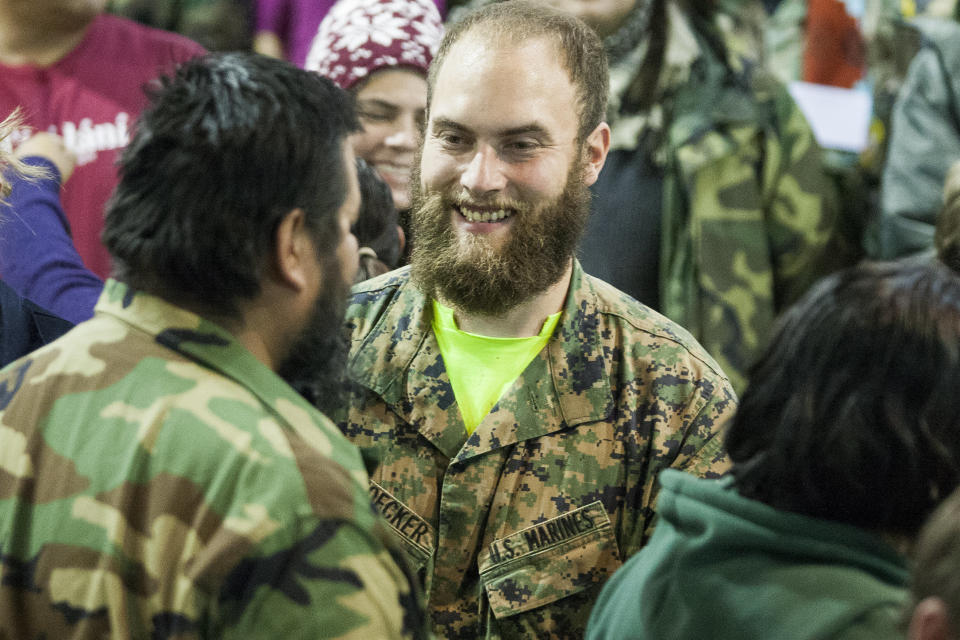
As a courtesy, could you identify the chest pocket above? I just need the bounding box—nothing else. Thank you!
[478,501,622,620]
[369,481,435,579]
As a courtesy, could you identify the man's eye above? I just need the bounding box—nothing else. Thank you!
[504,140,540,156]
[359,111,392,123]
[437,132,468,148]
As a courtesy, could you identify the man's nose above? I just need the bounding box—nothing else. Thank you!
[460,145,507,195]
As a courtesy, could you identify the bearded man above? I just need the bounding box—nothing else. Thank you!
[333,3,736,638]
[0,53,426,639]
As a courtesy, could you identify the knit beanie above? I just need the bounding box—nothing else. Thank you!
[305,0,444,90]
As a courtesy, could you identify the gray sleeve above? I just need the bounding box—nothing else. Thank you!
[873,43,960,259]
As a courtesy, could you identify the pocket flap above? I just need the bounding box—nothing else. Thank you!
[478,501,621,619]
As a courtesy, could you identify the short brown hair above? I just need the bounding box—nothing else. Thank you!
[427,0,609,142]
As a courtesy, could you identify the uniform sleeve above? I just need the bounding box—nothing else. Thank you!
[672,380,736,479]
[627,367,736,556]
[213,518,427,640]
[873,44,960,259]
[762,82,845,310]
[0,157,103,324]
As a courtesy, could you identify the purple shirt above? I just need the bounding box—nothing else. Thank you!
[0,157,103,324]
[256,0,336,68]
[0,15,204,279]
[256,0,446,68]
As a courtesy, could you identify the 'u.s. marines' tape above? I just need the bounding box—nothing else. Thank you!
[485,501,609,565]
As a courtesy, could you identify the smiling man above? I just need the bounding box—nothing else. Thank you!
[333,2,736,638]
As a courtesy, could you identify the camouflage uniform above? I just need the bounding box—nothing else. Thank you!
[336,262,736,639]
[0,280,425,639]
[595,0,843,393]
[107,0,252,51]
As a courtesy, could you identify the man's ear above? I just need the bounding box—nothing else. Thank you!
[273,207,313,292]
[908,597,955,640]
[581,122,611,187]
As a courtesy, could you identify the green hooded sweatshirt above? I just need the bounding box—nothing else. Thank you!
[587,469,908,640]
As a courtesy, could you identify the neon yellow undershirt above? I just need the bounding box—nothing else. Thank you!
[432,300,561,435]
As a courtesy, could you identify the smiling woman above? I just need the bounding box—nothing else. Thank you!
[305,0,444,264]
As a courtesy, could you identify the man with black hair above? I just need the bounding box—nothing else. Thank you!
[353,158,404,282]
[588,259,960,639]
[0,53,426,639]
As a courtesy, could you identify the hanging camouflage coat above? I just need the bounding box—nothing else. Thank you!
[594,2,844,392]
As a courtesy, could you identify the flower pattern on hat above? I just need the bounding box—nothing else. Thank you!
[305,0,444,90]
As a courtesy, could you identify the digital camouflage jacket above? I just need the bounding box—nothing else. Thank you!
[603,2,843,392]
[335,262,736,639]
[0,280,425,639]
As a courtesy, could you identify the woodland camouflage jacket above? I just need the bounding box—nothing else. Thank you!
[0,280,425,639]
[335,262,736,639]
[606,2,844,392]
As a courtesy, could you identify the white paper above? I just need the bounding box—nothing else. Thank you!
[787,81,873,153]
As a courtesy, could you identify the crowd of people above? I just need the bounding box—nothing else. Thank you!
[2,0,960,638]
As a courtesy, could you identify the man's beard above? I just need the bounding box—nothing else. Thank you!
[278,259,352,418]
[409,158,591,316]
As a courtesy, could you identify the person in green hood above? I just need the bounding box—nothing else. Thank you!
[587,259,960,640]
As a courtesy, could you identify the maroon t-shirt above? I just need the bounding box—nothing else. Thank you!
[0,14,204,279]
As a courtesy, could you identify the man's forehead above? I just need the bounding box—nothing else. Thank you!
[426,31,580,141]
[433,30,562,87]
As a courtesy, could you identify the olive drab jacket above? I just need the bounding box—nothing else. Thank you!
[600,1,844,392]
[335,262,736,639]
[0,280,426,639]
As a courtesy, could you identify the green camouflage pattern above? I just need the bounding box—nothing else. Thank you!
[608,1,844,392]
[334,262,736,639]
[107,0,252,51]
[0,279,425,639]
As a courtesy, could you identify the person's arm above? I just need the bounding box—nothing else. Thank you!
[626,369,736,555]
[253,0,287,59]
[0,134,103,324]
[762,80,847,310]
[210,516,427,640]
[874,44,960,259]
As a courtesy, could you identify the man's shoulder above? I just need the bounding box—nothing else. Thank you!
[349,266,412,301]
[345,266,417,337]
[0,313,373,522]
[579,272,729,381]
[0,329,393,635]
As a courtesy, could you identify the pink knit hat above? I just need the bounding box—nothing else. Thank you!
[305,0,444,91]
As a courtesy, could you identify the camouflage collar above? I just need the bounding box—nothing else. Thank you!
[95,280,355,472]
[347,262,614,460]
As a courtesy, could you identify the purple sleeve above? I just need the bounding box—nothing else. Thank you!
[255,0,289,33]
[0,157,103,324]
